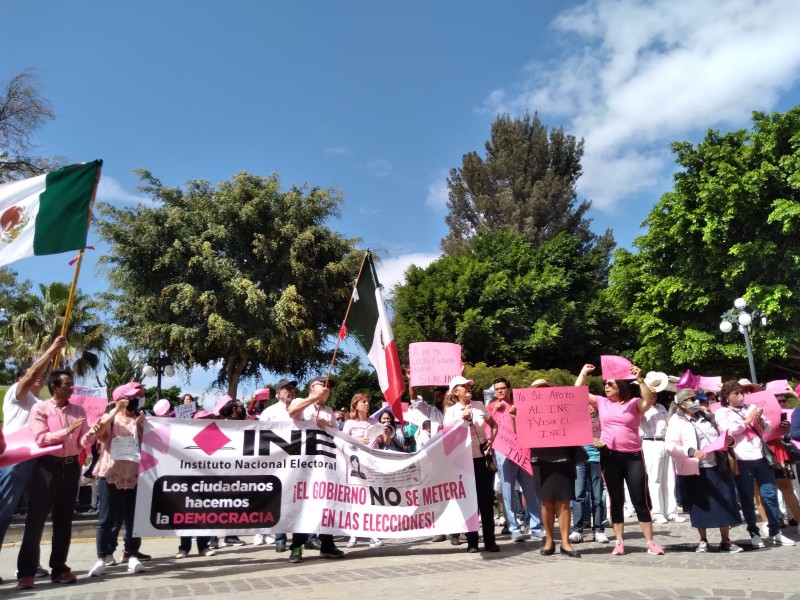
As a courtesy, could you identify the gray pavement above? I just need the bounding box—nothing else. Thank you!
[1,516,799,599]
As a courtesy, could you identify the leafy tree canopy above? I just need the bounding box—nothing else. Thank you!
[607,107,800,379]
[442,112,613,257]
[392,231,629,374]
[96,170,362,397]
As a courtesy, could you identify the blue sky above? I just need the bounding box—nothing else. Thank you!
[5,0,800,405]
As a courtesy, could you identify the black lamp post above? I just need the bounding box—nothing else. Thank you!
[719,297,766,384]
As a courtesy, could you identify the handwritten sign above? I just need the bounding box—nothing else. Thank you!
[408,343,462,387]
[745,390,783,442]
[70,386,109,426]
[491,410,532,474]
[600,355,636,381]
[175,401,197,419]
[513,386,592,448]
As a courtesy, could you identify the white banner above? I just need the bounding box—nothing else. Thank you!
[133,418,478,538]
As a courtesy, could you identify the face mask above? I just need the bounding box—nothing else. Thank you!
[685,401,701,414]
[336,419,344,430]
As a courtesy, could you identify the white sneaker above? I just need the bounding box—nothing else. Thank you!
[695,540,708,553]
[175,550,188,559]
[199,548,216,557]
[653,514,668,524]
[346,536,358,548]
[769,532,796,546]
[760,523,770,537]
[594,531,609,544]
[265,535,276,545]
[88,560,106,577]
[750,533,765,549]
[369,539,383,548]
[667,513,686,523]
[568,531,582,543]
[511,530,526,542]
[253,534,265,546]
[127,557,145,574]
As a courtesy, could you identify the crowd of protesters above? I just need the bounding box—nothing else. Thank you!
[2,346,800,589]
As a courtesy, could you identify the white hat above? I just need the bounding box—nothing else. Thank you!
[644,371,669,393]
[448,376,475,393]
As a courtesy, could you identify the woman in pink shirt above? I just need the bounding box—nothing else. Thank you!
[575,364,664,556]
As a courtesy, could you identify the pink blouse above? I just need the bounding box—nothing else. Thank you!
[596,395,642,452]
[94,413,140,490]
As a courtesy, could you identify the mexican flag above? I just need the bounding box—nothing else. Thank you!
[0,160,103,267]
[343,252,406,420]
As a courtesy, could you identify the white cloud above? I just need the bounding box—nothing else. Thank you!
[365,158,393,178]
[96,176,152,206]
[425,170,450,212]
[324,145,349,155]
[376,252,440,293]
[484,0,800,210]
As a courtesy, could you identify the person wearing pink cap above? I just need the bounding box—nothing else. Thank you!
[442,375,499,553]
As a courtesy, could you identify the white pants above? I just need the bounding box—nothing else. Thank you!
[642,440,677,517]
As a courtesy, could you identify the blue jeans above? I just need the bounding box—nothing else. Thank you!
[496,453,542,533]
[0,459,35,548]
[734,458,781,536]
[572,461,605,532]
[96,478,141,558]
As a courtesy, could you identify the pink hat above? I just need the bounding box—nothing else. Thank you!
[253,388,271,401]
[112,383,141,402]
[153,399,171,416]
[193,409,212,419]
[213,395,233,415]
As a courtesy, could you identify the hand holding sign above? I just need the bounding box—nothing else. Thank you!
[600,356,637,381]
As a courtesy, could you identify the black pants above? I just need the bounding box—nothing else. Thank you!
[600,447,652,523]
[17,456,81,578]
[466,457,497,549]
[289,533,336,552]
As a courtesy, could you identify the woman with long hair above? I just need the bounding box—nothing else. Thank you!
[575,364,664,556]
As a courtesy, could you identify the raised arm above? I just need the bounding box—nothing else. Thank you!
[575,364,598,407]
[17,336,67,397]
[633,366,656,413]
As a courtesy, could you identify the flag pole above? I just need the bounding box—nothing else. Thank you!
[52,162,103,370]
[324,250,370,385]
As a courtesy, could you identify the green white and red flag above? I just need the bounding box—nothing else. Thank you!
[0,160,102,267]
[341,252,405,420]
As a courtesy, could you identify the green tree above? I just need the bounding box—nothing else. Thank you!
[607,107,800,379]
[442,112,614,257]
[392,231,628,373]
[8,281,108,379]
[103,345,144,399]
[0,268,29,383]
[326,357,381,412]
[0,70,56,183]
[96,170,362,398]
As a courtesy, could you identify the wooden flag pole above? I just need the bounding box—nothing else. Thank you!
[52,163,103,370]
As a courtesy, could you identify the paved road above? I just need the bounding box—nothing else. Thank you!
[1,517,798,599]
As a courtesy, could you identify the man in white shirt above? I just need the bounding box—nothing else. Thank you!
[255,379,297,550]
[0,337,66,560]
[285,377,344,563]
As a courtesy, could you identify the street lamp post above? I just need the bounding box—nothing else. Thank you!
[143,351,175,400]
[719,297,767,384]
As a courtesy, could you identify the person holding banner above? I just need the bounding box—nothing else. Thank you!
[87,385,147,578]
[0,335,67,566]
[488,378,543,542]
[716,381,794,547]
[575,364,665,556]
[665,389,742,553]
[16,370,94,589]
[442,375,500,553]
[286,376,345,563]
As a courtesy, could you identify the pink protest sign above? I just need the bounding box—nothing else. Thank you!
[0,427,63,468]
[701,429,729,453]
[71,386,109,427]
[745,390,783,442]
[491,410,532,474]
[600,355,636,381]
[696,376,722,392]
[708,402,722,414]
[408,342,462,387]
[513,386,592,448]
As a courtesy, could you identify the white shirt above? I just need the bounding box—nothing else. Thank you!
[443,400,489,458]
[288,398,335,427]
[259,401,290,423]
[2,382,42,435]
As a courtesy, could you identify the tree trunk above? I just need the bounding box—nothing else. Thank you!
[225,353,248,398]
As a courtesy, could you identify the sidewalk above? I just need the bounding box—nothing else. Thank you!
[1,517,798,599]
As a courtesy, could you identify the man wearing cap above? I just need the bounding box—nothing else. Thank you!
[285,377,345,563]
[16,369,95,589]
[0,336,66,579]
[254,379,297,550]
[639,372,684,525]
